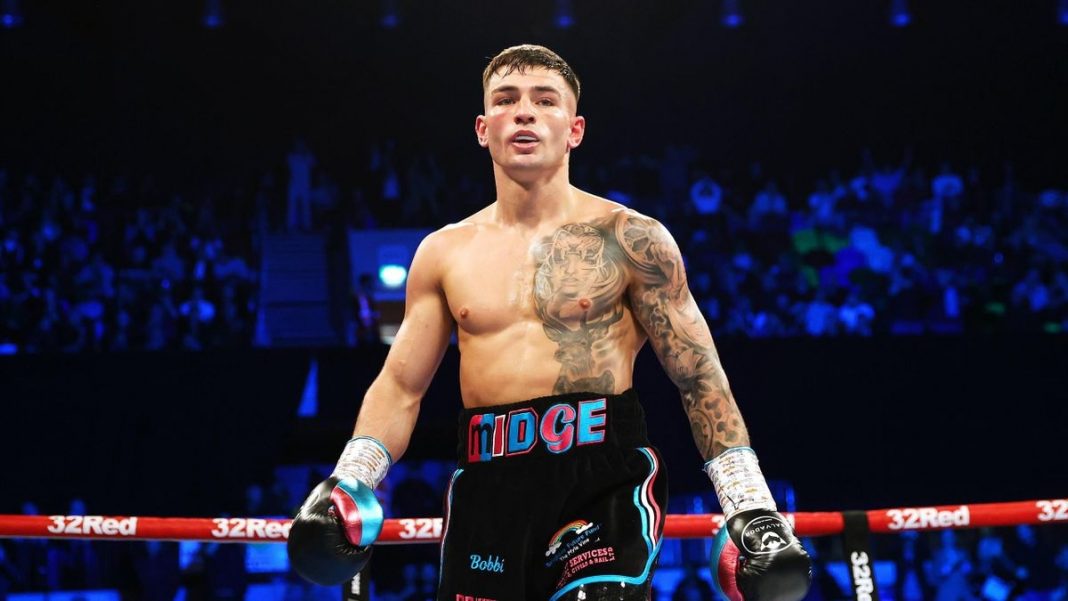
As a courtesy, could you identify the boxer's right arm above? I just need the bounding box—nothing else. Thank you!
[288,233,454,585]
[352,232,454,460]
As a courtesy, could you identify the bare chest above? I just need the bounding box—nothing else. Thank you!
[443,222,631,335]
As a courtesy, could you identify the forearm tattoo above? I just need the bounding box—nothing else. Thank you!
[616,213,748,459]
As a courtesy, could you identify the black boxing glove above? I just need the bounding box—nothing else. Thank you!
[287,436,391,585]
[705,447,811,601]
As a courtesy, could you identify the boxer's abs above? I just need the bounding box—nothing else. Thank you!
[455,316,645,408]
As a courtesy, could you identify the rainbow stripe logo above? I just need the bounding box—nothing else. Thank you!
[550,520,591,544]
[546,520,595,558]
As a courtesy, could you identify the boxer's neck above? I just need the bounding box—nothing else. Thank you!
[491,165,577,228]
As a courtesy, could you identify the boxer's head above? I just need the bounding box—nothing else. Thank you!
[476,45,586,177]
[481,44,580,106]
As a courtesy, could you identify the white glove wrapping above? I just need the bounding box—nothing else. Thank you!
[332,436,392,490]
[703,446,777,519]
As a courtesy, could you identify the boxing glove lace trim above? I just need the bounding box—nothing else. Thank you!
[704,446,777,519]
[333,436,392,490]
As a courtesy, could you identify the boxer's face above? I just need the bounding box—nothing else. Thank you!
[476,67,585,175]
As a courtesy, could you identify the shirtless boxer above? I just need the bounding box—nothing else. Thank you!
[288,45,811,601]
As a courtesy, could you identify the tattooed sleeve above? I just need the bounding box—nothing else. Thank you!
[616,211,749,460]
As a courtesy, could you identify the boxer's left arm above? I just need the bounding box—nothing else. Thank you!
[616,210,746,460]
[617,211,810,601]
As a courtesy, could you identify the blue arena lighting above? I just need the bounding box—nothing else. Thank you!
[554,0,575,29]
[379,264,408,289]
[1,0,24,29]
[721,0,743,28]
[890,0,911,27]
[202,0,224,29]
[1059,0,1068,25]
[380,0,400,29]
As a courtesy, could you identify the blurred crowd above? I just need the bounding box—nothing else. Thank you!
[0,170,258,353]
[3,142,1066,354]
[661,155,1068,338]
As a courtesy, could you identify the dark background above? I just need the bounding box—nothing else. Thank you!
[2,1,1067,192]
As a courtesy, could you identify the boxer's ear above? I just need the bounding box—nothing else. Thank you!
[475,115,489,148]
[566,116,585,150]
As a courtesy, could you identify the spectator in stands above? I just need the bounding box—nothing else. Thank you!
[151,241,186,285]
[749,182,788,229]
[178,286,216,350]
[286,138,317,231]
[897,531,929,601]
[57,498,107,590]
[126,541,180,601]
[11,502,58,591]
[401,562,437,601]
[838,290,875,336]
[803,291,838,336]
[350,273,381,346]
[1012,268,1051,315]
[1051,544,1068,601]
[1010,524,1058,594]
[0,543,19,600]
[145,291,178,351]
[808,180,840,227]
[974,530,1024,600]
[925,530,978,601]
[690,173,723,217]
[371,139,402,227]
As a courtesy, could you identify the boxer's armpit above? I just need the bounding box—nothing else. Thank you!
[616,212,749,460]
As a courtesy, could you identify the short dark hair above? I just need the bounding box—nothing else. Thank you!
[482,44,581,102]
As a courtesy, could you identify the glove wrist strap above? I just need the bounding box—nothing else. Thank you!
[333,436,392,489]
[704,446,777,519]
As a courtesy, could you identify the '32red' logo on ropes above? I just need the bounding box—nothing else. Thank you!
[1036,499,1068,522]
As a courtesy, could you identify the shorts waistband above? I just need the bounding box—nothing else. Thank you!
[457,388,649,466]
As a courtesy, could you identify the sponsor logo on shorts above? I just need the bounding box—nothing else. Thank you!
[557,546,616,587]
[545,520,602,567]
[469,554,505,573]
[739,515,796,556]
[467,398,607,463]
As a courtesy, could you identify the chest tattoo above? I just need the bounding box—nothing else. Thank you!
[532,219,627,394]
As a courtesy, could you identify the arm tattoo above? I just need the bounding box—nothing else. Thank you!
[617,212,749,459]
[532,220,627,394]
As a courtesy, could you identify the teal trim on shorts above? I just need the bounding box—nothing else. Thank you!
[437,468,464,589]
[548,447,662,601]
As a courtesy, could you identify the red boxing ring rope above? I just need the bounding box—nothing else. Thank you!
[0,498,1064,544]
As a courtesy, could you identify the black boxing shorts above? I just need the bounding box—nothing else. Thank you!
[436,389,668,601]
